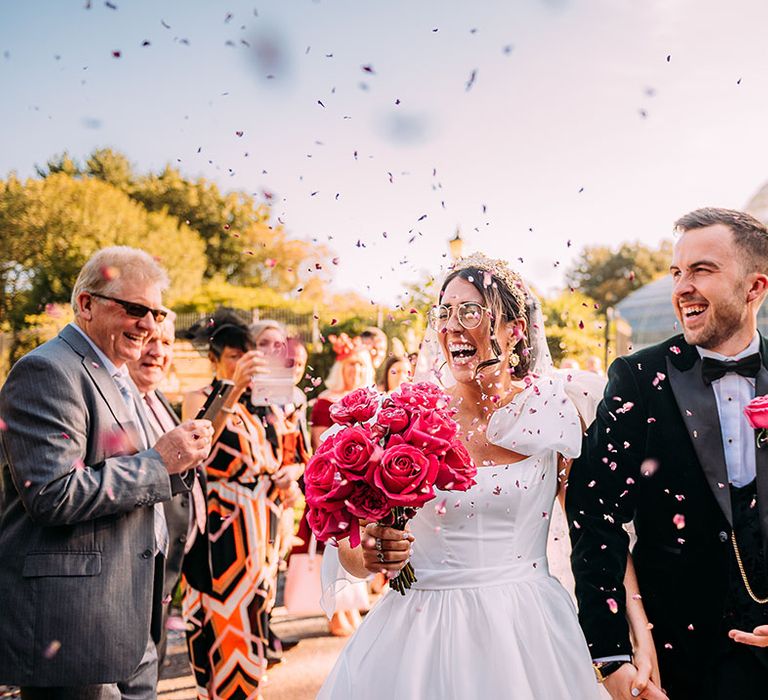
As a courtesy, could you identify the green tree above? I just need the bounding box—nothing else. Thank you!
[34,151,81,178]
[130,164,330,289]
[564,240,673,310]
[0,172,207,326]
[540,289,603,366]
[84,148,135,190]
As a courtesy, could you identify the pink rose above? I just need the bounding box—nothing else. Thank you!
[344,480,392,522]
[403,409,459,456]
[330,387,380,425]
[391,381,450,411]
[744,395,768,430]
[307,500,361,547]
[435,440,477,491]
[331,425,381,482]
[371,437,439,508]
[304,446,353,505]
[377,403,411,434]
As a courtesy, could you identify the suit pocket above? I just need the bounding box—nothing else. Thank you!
[22,551,102,577]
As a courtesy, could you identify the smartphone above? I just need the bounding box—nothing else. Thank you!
[250,338,298,407]
[196,380,235,421]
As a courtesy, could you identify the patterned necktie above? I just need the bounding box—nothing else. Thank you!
[113,373,169,556]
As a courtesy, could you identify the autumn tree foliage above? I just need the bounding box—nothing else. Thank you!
[564,240,673,310]
[0,149,332,332]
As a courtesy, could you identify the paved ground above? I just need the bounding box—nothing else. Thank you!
[1,613,346,700]
[158,613,347,700]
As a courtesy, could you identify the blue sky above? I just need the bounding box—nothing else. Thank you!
[3,0,768,304]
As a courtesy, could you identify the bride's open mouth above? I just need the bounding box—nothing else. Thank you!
[448,342,477,366]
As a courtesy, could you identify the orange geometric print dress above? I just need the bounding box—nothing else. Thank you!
[183,397,280,699]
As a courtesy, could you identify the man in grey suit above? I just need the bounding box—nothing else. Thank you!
[0,246,214,699]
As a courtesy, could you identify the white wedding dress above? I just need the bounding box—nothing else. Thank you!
[317,376,602,700]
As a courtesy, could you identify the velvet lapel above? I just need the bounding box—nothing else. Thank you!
[666,339,732,526]
[754,335,768,545]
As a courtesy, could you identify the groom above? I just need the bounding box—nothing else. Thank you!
[568,208,768,699]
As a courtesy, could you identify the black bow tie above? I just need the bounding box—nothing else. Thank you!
[701,353,761,385]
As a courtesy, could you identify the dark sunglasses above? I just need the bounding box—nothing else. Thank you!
[90,293,168,323]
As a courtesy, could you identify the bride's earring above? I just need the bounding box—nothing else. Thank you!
[508,349,520,369]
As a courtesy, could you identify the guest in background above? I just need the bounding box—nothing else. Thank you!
[381,354,412,394]
[288,338,310,439]
[559,357,581,370]
[310,334,375,450]
[127,312,207,678]
[247,320,308,662]
[181,311,280,700]
[584,354,604,375]
[302,334,375,636]
[359,326,388,374]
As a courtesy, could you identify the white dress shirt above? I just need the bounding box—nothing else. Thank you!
[697,333,760,488]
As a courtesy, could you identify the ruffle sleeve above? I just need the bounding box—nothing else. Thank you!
[486,374,583,458]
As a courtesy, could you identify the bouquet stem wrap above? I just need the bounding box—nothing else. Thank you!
[385,506,416,595]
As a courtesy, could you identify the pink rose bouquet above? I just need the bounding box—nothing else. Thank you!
[305,382,477,594]
[744,395,768,448]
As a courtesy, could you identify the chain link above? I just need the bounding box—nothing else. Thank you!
[731,531,768,605]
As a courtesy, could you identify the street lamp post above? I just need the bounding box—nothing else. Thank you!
[449,229,464,261]
[604,306,615,370]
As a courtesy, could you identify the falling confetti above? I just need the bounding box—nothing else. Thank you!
[43,640,62,659]
[100,265,120,281]
[465,69,478,91]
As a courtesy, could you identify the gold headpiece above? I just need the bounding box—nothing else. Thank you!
[451,252,527,310]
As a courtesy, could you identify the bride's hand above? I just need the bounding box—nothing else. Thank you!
[632,638,661,691]
[361,523,414,576]
[603,664,668,700]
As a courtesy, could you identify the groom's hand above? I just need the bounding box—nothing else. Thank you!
[603,664,669,700]
[729,625,768,647]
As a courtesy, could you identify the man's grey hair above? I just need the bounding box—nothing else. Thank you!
[71,246,170,316]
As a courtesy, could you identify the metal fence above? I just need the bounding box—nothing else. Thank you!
[173,308,318,343]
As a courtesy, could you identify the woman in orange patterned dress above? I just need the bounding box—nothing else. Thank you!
[182,313,300,699]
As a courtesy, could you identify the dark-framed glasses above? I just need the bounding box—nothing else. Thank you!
[428,302,490,330]
[90,293,168,323]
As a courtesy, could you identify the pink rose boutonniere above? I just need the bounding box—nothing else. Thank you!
[744,395,768,448]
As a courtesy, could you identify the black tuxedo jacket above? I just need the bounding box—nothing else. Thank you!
[567,334,768,674]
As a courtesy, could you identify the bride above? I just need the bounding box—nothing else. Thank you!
[317,253,661,699]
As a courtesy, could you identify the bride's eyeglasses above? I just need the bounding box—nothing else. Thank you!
[428,302,490,331]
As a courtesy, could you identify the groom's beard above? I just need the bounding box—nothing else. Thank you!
[681,294,747,350]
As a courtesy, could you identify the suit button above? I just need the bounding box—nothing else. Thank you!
[719,531,729,543]
[141,549,153,559]
[179,534,187,544]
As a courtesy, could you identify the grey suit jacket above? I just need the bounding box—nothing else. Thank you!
[0,324,176,686]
